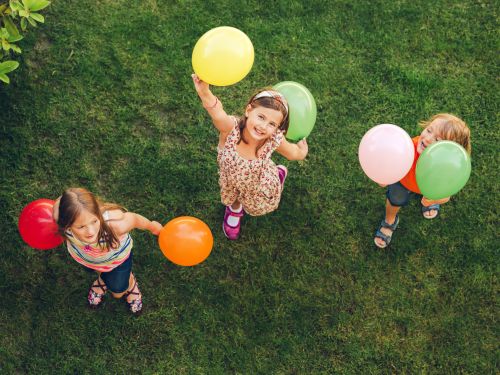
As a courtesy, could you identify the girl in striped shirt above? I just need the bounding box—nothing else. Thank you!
[53,188,162,314]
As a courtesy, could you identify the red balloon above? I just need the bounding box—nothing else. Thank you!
[18,199,64,250]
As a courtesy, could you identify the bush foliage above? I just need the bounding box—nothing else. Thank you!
[0,0,50,83]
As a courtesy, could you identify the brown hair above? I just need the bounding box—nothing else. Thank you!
[420,113,471,154]
[56,188,126,250]
[237,88,290,147]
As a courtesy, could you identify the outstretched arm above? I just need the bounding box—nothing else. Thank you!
[107,210,163,236]
[275,138,308,161]
[192,74,234,136]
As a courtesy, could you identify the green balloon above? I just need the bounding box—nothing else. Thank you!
[416,141,471,200]
[273,81,317,141]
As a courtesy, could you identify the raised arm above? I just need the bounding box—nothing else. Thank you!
[192,74,234,136]
[275,138,308,161]
[106,210,163,236]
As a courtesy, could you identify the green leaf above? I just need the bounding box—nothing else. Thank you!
[7,34,23,42]
[11,44,21,53]
[29,0,50,12]
[0,60,19,74]
[10,1,23,12]
[3,16,20,37]
[19,9,28,17]
[0,28,8,38]
[27,15,36,26]
[0,4,8,14]
[29,12,43,22]
[0,73,10,83]
[1,39,9,51]
[20,16,27,30]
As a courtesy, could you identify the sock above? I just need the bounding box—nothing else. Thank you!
[227,205,242,227]
[229,205,243,213]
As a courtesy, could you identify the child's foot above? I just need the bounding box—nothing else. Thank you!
[223,205,244,240]
[422,204,440,219]
[88,277,107,308]
[125,274,142,315]
[374,215,399,248]
[277,165,288,190]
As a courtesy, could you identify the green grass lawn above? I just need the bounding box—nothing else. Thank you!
[0,0,497,373]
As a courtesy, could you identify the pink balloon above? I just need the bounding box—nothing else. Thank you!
[358,124,415,184]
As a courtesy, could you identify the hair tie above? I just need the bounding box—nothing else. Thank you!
[203,96,219,110]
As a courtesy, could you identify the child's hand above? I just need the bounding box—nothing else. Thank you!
[150,221,163,236]
[297,138,308,159]
[378,183,388,188]
[52,197,61,222]
[421,197,450,206]
[192,74,210,96]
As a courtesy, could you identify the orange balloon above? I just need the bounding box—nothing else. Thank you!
[158,216,213,266]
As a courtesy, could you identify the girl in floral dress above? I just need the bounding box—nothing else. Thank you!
[192,74,309,240]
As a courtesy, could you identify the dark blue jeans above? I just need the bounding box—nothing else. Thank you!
[99,252,133,293]
[386,182,421,207]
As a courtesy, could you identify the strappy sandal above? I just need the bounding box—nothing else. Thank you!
[422,203,440,219]
[124,275,143,315]
[87,278,107,309]
[374,215,400,249]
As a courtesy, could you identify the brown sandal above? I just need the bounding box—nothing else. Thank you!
[124,276,142,315]
[87,278,107,309]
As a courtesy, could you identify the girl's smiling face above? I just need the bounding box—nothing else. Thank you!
[417,118,444,154]
[244,105,283,142]
[70,208,101,243]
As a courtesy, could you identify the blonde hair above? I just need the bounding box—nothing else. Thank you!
[419,113,471,154]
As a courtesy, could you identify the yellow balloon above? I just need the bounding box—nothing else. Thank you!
[192,26,254,86]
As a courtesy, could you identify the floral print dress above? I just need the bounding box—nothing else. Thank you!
[217,117,284,216]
